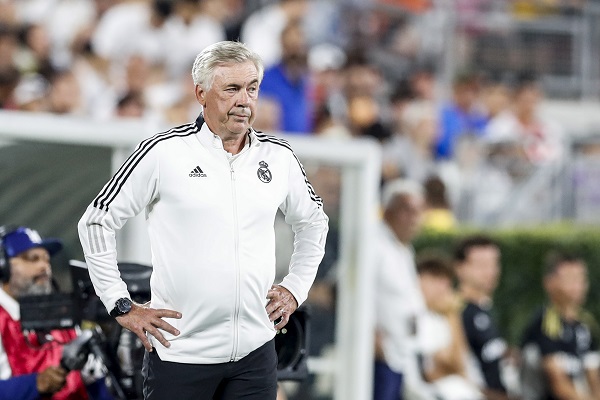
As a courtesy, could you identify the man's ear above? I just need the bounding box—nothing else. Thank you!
[195,85,205,106]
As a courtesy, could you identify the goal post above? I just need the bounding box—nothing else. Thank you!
[0,110,382,400]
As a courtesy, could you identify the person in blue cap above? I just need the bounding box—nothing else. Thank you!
[0,226,113,400]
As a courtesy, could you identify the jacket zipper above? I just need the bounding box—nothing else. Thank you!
[229,162,240,362]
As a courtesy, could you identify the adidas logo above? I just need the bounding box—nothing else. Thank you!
[189,166,207,178]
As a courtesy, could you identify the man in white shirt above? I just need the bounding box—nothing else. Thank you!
[374,179,427,400]
[78,41,328,400]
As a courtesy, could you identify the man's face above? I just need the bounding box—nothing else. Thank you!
[419,272,453,313]
[195,61,259,138]
[385,193,425,244]
[547,261,588,308]
[7,247,52,298]
[458,245,501,297]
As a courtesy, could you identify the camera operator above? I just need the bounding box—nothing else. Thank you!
[0,226,113,400]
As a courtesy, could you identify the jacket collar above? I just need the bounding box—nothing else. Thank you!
[194,114,257,151]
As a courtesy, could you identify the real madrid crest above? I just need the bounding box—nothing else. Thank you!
[257,161,272,183]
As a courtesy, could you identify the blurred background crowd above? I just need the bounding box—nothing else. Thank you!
[2,0,600,227]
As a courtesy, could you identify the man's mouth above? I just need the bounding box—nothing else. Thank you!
[33,273,50,283]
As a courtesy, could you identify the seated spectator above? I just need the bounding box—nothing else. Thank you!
[0,65,20,110]
[521,251,600,400]
[12,73,48,112]
[484,72,563,167]
[0,226,112,400]
[422,175,457,232]
[416,254,483,400]
[258,20,312,134]
[240,0,308,69]
[435,71,488,160]
[47,69,82,115]
[15,23,54,78]
[115,90,145,119]
[382,100,438,183]
[0,24,18,70]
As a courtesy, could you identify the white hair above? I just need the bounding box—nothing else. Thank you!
[191,41,264,90]
[381,178,424,210]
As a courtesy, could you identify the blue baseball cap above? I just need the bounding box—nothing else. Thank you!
[3,227,63,259]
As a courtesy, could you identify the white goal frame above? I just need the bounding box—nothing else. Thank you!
[0,110,381,400]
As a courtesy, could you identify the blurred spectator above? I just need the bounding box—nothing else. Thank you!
[342,94,391,145]
[521,251,600,400]
[339,50,390,141]
[252,98,282,133]
[162,0,226,79]
[313,104,352,139]
[342,50,385,101]
[374,179,426,400]
[381,80,413,181]
[47,69,82,115]
[71,41,117,120]
[409,64,437,102]
[115,91,145,118]
[0,65,20,110]
[13,73,48,112]
[0,1,17,26]
[0,24,18,70]
[422,175,457,231]
[241,0,308,69]
[416,254,483,400]
[436,71,488,160]
[13,0,98,68]
[162,73,199,126]
[382,100,438,183]
[482,77,511,120]
[91,0,171,69]
[484,72,563,167]
[308,42,346,114]
[454,235,514,400]
[15,23,54,78]
[388,80,415,133]
[259,20,312,134]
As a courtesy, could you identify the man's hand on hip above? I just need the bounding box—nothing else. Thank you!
[116,302,181,352]
[266,285,298,330]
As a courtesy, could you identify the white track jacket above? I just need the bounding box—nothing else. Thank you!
[78,117,328,364]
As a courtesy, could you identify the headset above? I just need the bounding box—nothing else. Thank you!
[0,225,16,283]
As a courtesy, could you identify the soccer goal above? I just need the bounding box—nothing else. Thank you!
[0,109,381,400]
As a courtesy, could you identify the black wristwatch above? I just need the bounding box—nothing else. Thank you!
[109,298,133,317]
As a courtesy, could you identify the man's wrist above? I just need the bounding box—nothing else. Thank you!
[109,298,133,317]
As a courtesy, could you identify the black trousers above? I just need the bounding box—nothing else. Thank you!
[142,339,278,400]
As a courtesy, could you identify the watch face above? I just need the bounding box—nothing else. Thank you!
[116,298,132,314]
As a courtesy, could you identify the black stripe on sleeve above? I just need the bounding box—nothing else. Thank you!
[93,123,198,211]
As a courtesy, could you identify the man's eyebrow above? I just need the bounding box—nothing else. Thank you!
[224,79,259,89]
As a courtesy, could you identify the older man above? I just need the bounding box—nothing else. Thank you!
[374,179,427,400]
[78,41,328,400]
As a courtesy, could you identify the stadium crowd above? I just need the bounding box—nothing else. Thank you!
[0,0,582,223]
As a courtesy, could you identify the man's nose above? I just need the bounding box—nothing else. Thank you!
[236,89,250,106]
[37,259,51,273]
